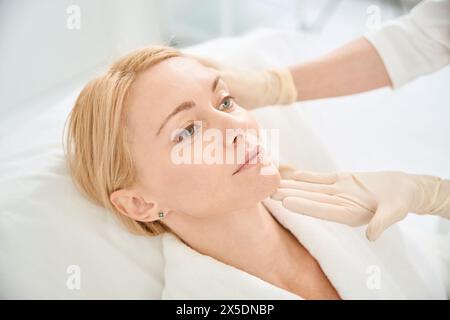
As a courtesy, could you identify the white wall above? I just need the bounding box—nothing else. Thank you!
[0,0,417,126]
[0,0,162,117]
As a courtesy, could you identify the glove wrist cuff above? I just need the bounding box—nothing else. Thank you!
[412,175,450,218]
[265,68,298,106]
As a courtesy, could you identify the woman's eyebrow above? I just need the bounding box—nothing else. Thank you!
[211,75,221,92]
[155,75,221,136]
[155,101,195,136]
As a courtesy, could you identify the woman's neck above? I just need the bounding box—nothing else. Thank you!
[165,201,304,286]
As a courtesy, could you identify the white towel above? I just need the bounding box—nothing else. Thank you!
[162,197,448,299]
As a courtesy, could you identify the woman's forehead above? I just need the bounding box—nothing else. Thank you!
[142,57,214,85]
[130,56,217,101]
[126,57,218,133]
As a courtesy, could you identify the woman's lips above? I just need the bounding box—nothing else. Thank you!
[232,146,261,175]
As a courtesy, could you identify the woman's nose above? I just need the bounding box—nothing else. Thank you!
[205,102,256,150]
[228,131,243,149]
[219,117,249,149]
[225,124,261,155]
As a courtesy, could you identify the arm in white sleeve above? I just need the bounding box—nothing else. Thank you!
[364,0,450,88]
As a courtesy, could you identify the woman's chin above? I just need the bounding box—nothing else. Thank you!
[229,160,280,203]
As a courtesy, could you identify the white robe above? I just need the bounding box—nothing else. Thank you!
[364,0,450,88]
[161,197,448,299]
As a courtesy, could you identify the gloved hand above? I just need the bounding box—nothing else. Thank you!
[193,55,298,109]
[271,170,450,241]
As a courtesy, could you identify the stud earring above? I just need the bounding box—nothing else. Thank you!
[158,211,165,219]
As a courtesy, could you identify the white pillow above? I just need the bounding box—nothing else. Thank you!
[0,91,165,299]
[0,29,335,299]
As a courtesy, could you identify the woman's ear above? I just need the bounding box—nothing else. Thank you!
[110,189,160,222]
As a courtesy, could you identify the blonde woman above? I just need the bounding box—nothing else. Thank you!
[65,46,448,300]
[65,46,342,299]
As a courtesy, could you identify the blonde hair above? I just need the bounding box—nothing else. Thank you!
[64,46,182,236]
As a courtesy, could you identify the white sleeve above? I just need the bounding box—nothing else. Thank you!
[364,0,450,88]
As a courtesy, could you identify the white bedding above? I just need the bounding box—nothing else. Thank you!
[0,28,448,299]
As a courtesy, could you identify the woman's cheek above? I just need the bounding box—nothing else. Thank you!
[243,110,260,129]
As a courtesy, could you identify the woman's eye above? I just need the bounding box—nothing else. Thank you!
[173,123,200,143]
[218,96,235,111]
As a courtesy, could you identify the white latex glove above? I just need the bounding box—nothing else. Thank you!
[271,170,450,241]
[193,55,298,109]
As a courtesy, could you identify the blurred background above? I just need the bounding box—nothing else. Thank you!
[0,0,420,119]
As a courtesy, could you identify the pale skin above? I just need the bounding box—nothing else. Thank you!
[291,37,392,101]
[203,37,393,109]
[110,56,340,299]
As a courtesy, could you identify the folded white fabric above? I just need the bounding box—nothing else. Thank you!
[364,0,450,88]
[162,197,448,299]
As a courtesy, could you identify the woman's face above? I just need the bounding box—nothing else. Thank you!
[121,56,280,219]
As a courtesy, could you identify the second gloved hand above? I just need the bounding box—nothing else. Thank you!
[271,170,450,241]
[193,55,298,109]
